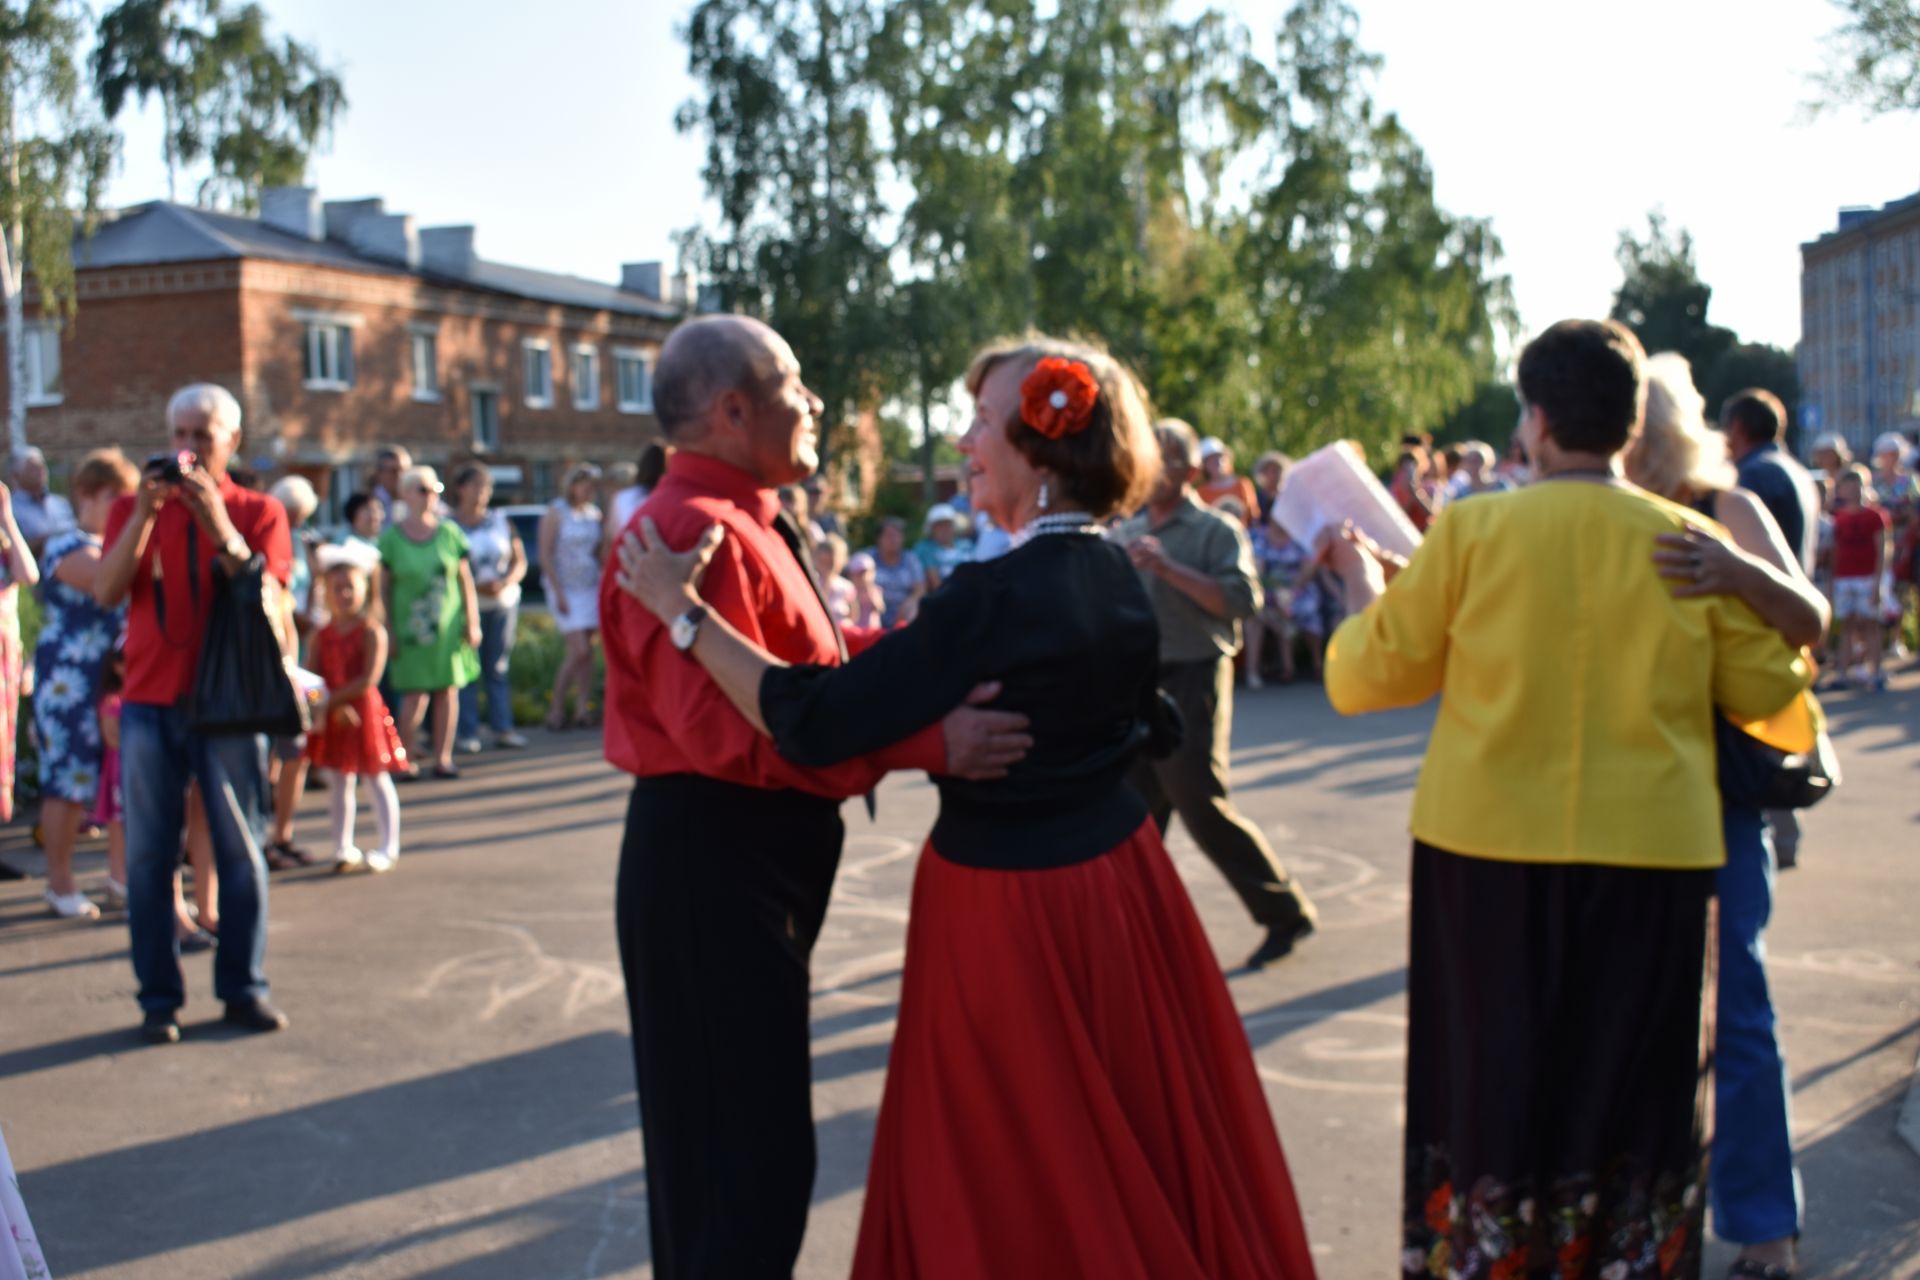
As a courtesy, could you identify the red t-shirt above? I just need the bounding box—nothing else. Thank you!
[1831,504,1891,579]
[103,477,293,706]
[600,451,945,798]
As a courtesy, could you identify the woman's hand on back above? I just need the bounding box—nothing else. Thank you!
[1653,527,1751,599]
[617,518,722,620]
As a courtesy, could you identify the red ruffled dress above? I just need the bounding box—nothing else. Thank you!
[759,532,1317,1279]
[305,620,407,775]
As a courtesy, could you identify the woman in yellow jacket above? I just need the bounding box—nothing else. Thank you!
[1321,320,1810,1280]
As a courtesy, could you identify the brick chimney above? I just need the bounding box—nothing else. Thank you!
[259,186,323,241]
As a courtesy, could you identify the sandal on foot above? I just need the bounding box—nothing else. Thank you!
[264,841,312,870]
[1728,1261,1796,1279]
[431,764,460,780]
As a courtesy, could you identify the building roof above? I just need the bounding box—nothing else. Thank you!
[1802,190,1920,256]
[73,200,682,320]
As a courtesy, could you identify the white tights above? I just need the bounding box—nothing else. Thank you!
[326,770,401,860]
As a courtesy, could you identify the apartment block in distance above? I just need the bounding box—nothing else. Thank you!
[1800,192,1920,457]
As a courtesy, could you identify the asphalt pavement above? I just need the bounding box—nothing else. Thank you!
[2,672,1916,1278]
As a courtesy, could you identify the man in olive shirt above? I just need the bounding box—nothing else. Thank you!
[1121,419,1317,969]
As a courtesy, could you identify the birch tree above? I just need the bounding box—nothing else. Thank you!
[0,0,113,455]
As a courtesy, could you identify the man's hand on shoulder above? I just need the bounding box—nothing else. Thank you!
[941,681,1033,781]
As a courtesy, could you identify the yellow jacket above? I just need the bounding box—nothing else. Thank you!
[1325,481,1811,870]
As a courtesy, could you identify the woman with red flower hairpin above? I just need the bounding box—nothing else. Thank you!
[617,335,1317,1278]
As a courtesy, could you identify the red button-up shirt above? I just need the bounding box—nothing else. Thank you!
[600,451,945,797]
[104,476,293,707]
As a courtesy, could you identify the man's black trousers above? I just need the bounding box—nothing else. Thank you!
[616,774,844,1279]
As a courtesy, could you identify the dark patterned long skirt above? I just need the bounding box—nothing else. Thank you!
[1402,841,1713,1280]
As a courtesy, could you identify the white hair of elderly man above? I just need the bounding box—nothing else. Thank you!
[167,382,243,434]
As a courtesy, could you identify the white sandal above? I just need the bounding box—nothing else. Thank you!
[45,889,101,920]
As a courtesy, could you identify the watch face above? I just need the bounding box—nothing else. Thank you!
[671,609,700,651]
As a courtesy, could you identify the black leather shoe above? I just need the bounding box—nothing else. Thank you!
[141,1010,181,1044]
[1245,918,1316,970]
[222,999,290,1033]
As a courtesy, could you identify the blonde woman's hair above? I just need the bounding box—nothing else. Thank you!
[963,333,1159,519]
[1624,352,1736,502]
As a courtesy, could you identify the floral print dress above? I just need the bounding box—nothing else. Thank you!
[32,529,123,807]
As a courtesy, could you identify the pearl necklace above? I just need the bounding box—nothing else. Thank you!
[1010,512,1104,548]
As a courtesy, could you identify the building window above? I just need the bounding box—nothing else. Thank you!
[410,327,440,401]
[571,344,600,410]
[523,339,553,408]
[303,321,355,390]
[531,459,555,501]
[615,348,653,413]
[472,386,501,452]
[23,324,61,405]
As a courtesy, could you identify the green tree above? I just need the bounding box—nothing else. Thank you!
[1698,341,1801,438]
[1820,0,1920,114]
[0,0,115,454]
[92,0,344,209]
[675,0,896,464]
[1611,210,1800,430]
[1610,210,1735,378]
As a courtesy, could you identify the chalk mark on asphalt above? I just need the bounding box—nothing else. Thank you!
[412,919,624,1021]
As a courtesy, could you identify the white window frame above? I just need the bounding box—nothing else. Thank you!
[409,324,441,402]
[470,383,502,453]
[571,343,600,411]
[293,307,364,392]
[522,338,553,409]
[614,346,654,414]
[22,323,61,406]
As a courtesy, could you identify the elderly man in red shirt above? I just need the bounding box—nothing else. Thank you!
[601,315,1030,1279]
[96,384,294,1046]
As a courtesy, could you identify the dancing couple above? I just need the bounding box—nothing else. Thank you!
[601,315,1317,1278]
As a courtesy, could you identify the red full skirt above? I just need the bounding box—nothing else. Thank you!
[850,818,1318,1280]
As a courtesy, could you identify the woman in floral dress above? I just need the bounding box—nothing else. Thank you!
[32,451,136,918]
[0,474,37,832]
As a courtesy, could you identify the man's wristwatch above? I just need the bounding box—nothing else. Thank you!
[669,604,708,653]
[220,534,250,561]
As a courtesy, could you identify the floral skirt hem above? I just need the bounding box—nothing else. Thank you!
[1402,842,1712,1280]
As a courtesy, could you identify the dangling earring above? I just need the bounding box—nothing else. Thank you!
[1038,482,1050,512]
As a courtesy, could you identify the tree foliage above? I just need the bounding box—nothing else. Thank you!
[92,0,345,209]
[1820,0,1920,115]
[0,0,115,452]
[676,0,1514,472]
[1610,210,1799,431]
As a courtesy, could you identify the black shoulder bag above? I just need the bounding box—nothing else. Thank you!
[1714,710,1841,811]
[159,523,308,738]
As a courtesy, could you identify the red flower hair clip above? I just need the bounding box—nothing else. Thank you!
[1020,357,1100,440]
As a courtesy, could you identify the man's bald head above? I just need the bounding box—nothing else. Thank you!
[653,315,785,440]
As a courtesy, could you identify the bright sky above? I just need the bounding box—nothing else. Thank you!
[102,0,1920,353]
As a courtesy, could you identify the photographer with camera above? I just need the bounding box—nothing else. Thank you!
[96,383,294,1045]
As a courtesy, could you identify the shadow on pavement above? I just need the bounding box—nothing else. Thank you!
[1236,966,1408,1047]
[1788,1076,1920,1278]
[23,1031,638,1275]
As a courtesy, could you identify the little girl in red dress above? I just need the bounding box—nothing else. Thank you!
[307,545,407,873]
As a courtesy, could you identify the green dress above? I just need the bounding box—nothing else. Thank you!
[378,521,481,692]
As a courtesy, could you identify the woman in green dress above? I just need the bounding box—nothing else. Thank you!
[378,465,481,779]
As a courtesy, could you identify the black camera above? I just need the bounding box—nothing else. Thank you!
[144,450,197,484]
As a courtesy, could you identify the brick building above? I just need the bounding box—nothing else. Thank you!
[1800,193,1920,457]
[7,186,685,509]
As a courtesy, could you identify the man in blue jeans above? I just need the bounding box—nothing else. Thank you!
[97,383,294,1045]
[1718,387,1817,1278]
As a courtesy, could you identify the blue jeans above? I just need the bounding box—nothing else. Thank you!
[1711,805,1802,1243]
[122,702,272,1012]
[457,605,518,738]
